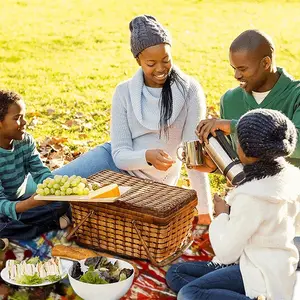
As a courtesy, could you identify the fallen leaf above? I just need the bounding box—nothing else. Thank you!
[78,133,88,139]
[74,112,84,118]
[47,108,55,115]
[27,117,39,129]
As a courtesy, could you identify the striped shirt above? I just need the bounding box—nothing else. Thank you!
[0,133,52,220]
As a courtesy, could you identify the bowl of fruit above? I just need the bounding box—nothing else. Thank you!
[34,175,130,203]
[68,256,134,300]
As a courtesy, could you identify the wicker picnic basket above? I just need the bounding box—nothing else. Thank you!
[67,170,197,266]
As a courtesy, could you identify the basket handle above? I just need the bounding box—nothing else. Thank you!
[66,210,94,241]
[132,220,193,267]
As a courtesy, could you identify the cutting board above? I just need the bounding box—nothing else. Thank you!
[34,186,131,203]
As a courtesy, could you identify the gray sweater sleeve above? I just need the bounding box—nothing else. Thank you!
[110,86,151,171]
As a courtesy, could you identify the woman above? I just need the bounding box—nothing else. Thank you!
[53,15,214,222]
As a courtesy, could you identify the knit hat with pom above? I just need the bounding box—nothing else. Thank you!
[129,15,171,58]
[237,108,297,159]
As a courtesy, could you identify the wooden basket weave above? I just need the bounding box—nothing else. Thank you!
[67,170,197,266]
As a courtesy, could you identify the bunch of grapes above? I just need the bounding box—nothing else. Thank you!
[36,175,100,196]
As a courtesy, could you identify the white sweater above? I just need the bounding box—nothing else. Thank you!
[110,67,212,214]
[209,164,300,300]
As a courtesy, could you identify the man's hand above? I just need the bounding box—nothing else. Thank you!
[146,149,175,171]
[196,118,232,144]
[213,193,230,217]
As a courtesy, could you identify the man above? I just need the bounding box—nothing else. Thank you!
[197,29,300,167]
[197,29,300,269]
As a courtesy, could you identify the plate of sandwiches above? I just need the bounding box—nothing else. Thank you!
[0,256,73,287]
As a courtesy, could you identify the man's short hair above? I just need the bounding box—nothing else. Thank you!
[230,29,275,58]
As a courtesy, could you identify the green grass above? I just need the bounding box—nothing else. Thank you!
[1,0,300,190]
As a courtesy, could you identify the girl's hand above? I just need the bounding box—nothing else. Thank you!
[146,149,175,171]
[213,193,230,217]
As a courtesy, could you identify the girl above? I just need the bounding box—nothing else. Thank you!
[51,15,214,223]
[166,108,300,300]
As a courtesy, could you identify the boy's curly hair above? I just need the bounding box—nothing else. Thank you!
[0,90,22,121]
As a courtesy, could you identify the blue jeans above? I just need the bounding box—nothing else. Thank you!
[53,142,126,177]
[166,261,252,300]
[0,201,70,240]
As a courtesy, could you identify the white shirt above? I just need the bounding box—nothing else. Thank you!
[210,163,300,299]
[252,90,271,104]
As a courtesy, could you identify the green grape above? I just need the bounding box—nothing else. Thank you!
[43,178,51,185]
[48,182,53,188]
[71,180,79,187]
[62,175,68,183]
[72,187,78,194]
[36,188,44,196]
[69,175,76,181]
[55,190,61,196]
[78,182,85,190]
[44,188,50,195]
[37,184,43,189]
[54,175,62,183]
[83,188,90,195]
[81,178,88,185]
[53,184,60,190]
[66,188,73,195]
[64,181,70,188]
[60,191,66,196]
[92,183,101,190]
[60,185,67,191]
[77,189,84,195]
[50,188,55,194]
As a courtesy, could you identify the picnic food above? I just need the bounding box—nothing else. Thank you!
[70,256,133,284]
[36,175,102,196]
[52,245,99,260]
[6,257,63,284]
[89,184,120,199]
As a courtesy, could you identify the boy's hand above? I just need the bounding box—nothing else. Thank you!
[146,149,175,171]
[15,194,50,213]
[213,193,230,217]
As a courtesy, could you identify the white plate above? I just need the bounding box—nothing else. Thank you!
[0,258,73,287]
[34,186,131,203]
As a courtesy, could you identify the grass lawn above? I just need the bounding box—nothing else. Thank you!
[1,0,300,189]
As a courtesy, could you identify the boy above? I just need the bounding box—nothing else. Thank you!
[0,90,70,240]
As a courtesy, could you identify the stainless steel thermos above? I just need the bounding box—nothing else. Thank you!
[203,130,245,185]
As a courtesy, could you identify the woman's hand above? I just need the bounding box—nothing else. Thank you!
[213,193,230,217]
[146,149,175,171]
[196,118,231,144]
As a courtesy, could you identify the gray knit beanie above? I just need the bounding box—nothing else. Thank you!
[129,15,172,58]
[237,109,297,159]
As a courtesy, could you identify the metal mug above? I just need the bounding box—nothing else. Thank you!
[177,140,204,168]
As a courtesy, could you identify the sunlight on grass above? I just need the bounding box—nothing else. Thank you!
[1,0,300,190]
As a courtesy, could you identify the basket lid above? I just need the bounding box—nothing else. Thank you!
[88,170,197,218]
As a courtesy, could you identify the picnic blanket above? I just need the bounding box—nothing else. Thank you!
[0,226,213,300]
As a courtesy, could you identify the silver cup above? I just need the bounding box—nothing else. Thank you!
[177,140,203,168]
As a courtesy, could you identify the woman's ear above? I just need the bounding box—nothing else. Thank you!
[136,57,141,66]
